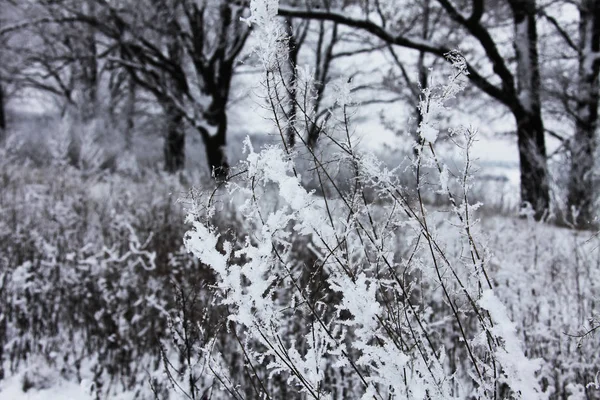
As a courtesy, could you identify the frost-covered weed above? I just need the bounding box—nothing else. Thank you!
[479,216,600,399]
[0,150,217,398]
[181,1,558,398]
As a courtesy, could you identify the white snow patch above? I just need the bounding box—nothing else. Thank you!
[479,289,547,400]
[0,374,94,400]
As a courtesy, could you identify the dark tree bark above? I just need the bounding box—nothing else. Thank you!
[285,17,301,148]
[199,69,232,180]
[514,110,549,217]
[0,80,5,135]
[123,78,136,151]
[509,0,550,219]
[164,105,185,173]
[284,16,339,150]
[72,1,98,122]
[0,13,5,139]
[414,0,431,153]
[567,0,600,228]
[161,21,187,174]
[79,23,97,121]
[199,111,229,181]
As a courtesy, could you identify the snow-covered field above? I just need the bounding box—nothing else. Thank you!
[0,123,598,398]
[1,372,96,400]
[0,9,597,396]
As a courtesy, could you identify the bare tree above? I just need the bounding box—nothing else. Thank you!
[505,0,549,218]
[537,0,600,227]
[78,0,251,178]
[0,1,18,138]
[280,0,552,219]
[4,0,252,176]
[282,16,306,147]
[284,14,402,149]
[567,0,600,227]
[0,0,19,138]
[384,0,447,149]
[0,29,5,136]
[0,0,102,120]
[74,0,99,122]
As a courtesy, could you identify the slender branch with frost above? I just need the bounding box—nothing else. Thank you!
[181,0,549,398]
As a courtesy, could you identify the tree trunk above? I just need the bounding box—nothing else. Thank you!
[164,107,185,173]
[307,22,338,149]
[567,0,600,228]
[161,20,188,174]
[285,18,299,148]
[124,78,136,151]
[515,111,550,218]
[79,1,98,122]
[510,0,550,219]
[199,110,229,181]
[413,0,430,154]
[0,15,4,136]
[0,80,6,138]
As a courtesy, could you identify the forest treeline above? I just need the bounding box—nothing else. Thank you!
[0,0,598,224]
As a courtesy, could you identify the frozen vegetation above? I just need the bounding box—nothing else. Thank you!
[0,118,598,398]
[1,0,600,399]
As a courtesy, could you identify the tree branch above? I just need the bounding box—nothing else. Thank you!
[0,17,82,36]
[278,6,512,106]
[539,10,580,53]
[436,0,517,100]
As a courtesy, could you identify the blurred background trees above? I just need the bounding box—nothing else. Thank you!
[1,0,599,225]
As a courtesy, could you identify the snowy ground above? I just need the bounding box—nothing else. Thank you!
[0,373,95,400]
[1,38,594,399]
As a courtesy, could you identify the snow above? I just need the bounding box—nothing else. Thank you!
[419,121,439,142]
[439,164,449,192]
[479,289,546,400]
[242,0,285,71]
[0,376,93,400]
